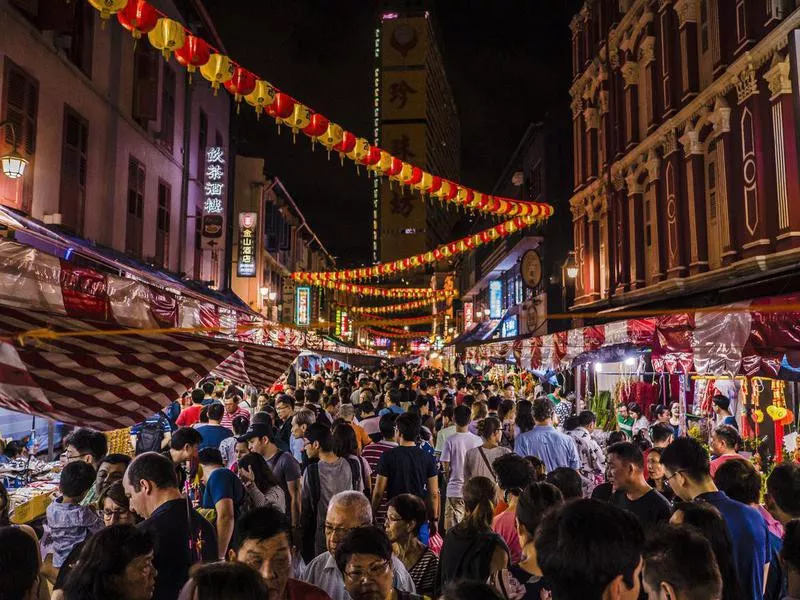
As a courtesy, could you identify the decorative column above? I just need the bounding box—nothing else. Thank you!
[734,64,776,257]
[622,60,640,149]
[572,97,585,190]
[678,124,709,274]
[645,150,667,282]
[640,36,659,134]
[764,55,800,251]
[625,171,646,289]
[658,0,677,117]
[613,175,630,294]
[662,130,687,278]
[674,0,699,103]
[570,199,587,302]
[707,96,738,264]
[586,200,602,303]
[584,106,600,181]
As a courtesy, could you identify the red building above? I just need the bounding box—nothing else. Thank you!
[568,0,800,310]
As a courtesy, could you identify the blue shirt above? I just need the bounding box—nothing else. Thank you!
[130,413,173,435]
[379,404,404,416]
[696,491,769,600]
[290,434,305,463]
[514,425,581,472]
[197,424,233,450]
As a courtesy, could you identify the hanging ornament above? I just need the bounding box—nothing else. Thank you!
[223,66,257,109]
[117,0,158,39]
[317,122,344,155]
[333,131,356,164]
[89,0,129,21]
[174,34,211,79]
[303,113,330,145]
[147,17,185,60]
[200,53,235,94]
[267,93,296,127]
[244,80,276,117]
[347,138,370,164]
[361,146,382,168]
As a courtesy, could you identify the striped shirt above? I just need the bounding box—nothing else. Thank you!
[220,406,250,429]
[362,440,398,525]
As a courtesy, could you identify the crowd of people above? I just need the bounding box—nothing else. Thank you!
[1,369,799,600]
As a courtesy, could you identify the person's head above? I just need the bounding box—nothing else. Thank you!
[123,452,179,519]
[338,404,356,424]
[237,452,279,494]
[563,416,580,431]
[198,406,210,424]
[333,422,359,458]
[202,382,214,396]
[470,401,488,422]
[503,383,515,399]
[325,491,373,553]
[62,524,156,600]
[98,481,137,526]
[244,422,275,456]
[487,395,500,413]
[476,416,502,444]
[0,526,40,600]
[458,476,496,533]
[607,430,628,446]
[546,467,583,500]
[659,437,712,501]
[191,389,205,405]
[385,493,427,545]
[60,459,96,502]
[628,403,642,419]
[766,462,800,523]
[290,409,315,440]
[713,457,759,505]
[335,526,394,600]
[617,404,629,419]
[179,562,269,600]
[525,456,547,481]
[234,505,291,599]
[515,481,563,545]
[536,499,644,600]
[394,412,420,443]
[207,403,224,424]
[781,520,800,584]
[453,404,471,428]
[646,447,666,480]
[94,453,132,496]
[231,415,250,437]
[532,397,554,424]
[498,399,516,423]
[578,410,596,430]
[711,395,730,415]
[235,439,250,462]
[606,442,645,493]
[387,389,402,407]
[642,525,722,600]
[359,400,375,417]
[169,427,202,464]
[650,423,675,448]
[222,394,242,417]
[378,413,398,441]
[305,388,321,406]
[198,448,225,483]
[323,396,339,415]
[275,395,295,423]
[303,422,333,459]
[710,425,740,457]
[63,427,108,467]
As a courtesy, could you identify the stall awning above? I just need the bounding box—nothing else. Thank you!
[452,318,502,348]
[0,304,297,430]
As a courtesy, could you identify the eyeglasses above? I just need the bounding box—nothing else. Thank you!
[344,560,390,583]
[98,508,128,520]
[324,523,352,538]
[665,470,686,482]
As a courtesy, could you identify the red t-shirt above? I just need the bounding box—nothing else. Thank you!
[176,405,203,427]
[287,578,331,600]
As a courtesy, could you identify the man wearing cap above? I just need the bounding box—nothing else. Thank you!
[712,394,738,429]
[245,421,302,540]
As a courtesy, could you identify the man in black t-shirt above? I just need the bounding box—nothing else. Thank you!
[607,442,671,527]
[372,413,440,534]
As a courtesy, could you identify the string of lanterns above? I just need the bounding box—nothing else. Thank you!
[88,0,555,221]
[364,327,429,340]
[292,216,537,283]
[354,315,435,327]
[320,282,456,299]
[349,297,442,315]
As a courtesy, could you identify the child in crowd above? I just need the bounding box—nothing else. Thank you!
[41,460,104,567]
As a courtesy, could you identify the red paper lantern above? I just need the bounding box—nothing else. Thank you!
[408,166,423,186]
[433,249,444,261]
[386,158,403,177]
[427,176,442,195]
[362,146,382,166]
[302,112,329,138]
[268,93,295,120]
[224,67,257,104]
[448,242,458,254]
[175,34,211,73]
[334,131,357,155]
[117,0,159,39]
[444,182,458,201]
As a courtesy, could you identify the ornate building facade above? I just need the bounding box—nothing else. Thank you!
[569,0,800,309]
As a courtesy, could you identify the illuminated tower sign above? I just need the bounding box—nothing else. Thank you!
[202,146,226,250]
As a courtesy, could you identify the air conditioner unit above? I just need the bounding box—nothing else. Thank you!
[43,213,63,225]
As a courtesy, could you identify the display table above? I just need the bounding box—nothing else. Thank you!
[1,459,60,524]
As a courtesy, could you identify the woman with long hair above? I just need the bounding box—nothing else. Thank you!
[491,482,564,600]
[385,494,438,597]
[464,417,510,489]
[515,400,535,435]
[670,501,745,600]
[62,524,156,600]
[237,452,286,513]
[497,400,516,449]
[491,453,537,563]
[439,476,509,587]
[332,422,372,497]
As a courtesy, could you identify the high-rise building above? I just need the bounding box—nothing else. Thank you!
[373,1,460,263]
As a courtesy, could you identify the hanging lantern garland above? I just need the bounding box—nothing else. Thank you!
[175,34,211,79]
[364,327,429,340]
[349,297,441,315]
[291,215,537,284]
[354,315,435,327]
[89,0,555,221]
[320,282,456,300]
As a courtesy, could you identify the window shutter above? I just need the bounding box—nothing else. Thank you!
[5,66,38,155]
[133,46,158,123]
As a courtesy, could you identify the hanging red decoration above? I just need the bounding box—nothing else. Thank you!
[303,112,330,139]
[174,34,211,76]
[268,92,295,122]
[386,157,403,177]
[361,146,382,167]
[224,66,257,106]
[117,0,158,39]
[333,131,357,161]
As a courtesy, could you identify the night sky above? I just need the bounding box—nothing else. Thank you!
[204,0,583,265]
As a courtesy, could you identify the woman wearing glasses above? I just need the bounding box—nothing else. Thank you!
[336,525,429,600]
[385,494,438,597]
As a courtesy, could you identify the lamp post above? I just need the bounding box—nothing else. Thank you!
[0,121,27,180]
[561,251,578,317]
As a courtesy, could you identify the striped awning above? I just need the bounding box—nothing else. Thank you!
[0,305,298,430]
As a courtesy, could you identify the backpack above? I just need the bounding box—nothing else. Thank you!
[135,414,167,455]
[300,457,362,563]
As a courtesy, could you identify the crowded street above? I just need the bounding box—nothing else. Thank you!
[1,1,800,599]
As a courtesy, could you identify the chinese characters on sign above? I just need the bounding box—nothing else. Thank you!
[464,302,474,330]
[202,146,226,250]
[501,316,518,338]
[489,280,503,319]
[388,80,417,109]
[295,286,311,327]
[237,212,257,277]
[390,190,414,217]
[336,309,352,339]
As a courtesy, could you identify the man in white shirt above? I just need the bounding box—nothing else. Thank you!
[441,404,483,530]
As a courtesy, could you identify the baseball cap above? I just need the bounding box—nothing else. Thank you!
[242,422,273,441]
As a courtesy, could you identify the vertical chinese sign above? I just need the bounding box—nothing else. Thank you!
[489,280,503,319]
[202,146,226,250]
[295,286,311,327]
[464,301,474,330]
[237,212,257,277]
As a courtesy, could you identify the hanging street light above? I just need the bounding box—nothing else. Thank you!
[0,121,27,180]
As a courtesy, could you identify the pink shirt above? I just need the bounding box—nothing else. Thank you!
[492,510,522,564]
[220,406,250,429]
[709,453,746,477]
[756,504,784,539]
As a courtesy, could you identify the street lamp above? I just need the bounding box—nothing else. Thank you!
[260,287,270,297]
[268,291,277,302]
[0,121,27,180]
[565,251,578,279]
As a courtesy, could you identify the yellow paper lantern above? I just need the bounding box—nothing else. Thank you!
[285,103,311,134]
[147,17,185,60]
[347,138,370,163]
[89,0,128,20]
[200,53,235,94]
[414,172,433,193]
[767,405,788,421]
[376,151,393,175]
[470,192,484,209]
[245,80,276,116]
[398,162,414,184]
[434,180,452,200]
[318,123,344,151]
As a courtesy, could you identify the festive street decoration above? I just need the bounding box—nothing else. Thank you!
[224,67,258,108]
[319,282,456,300]
[89,0,555,221]
[354,315,435,327]
[175,34,211,76]
[117,0,159,39]
[350,297,441,315]
[291,216,537,283]
[364,327,428,339]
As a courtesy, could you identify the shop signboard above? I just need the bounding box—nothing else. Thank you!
[489,280,502,319]
[237,212,257,277]
[295,286,311,327]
